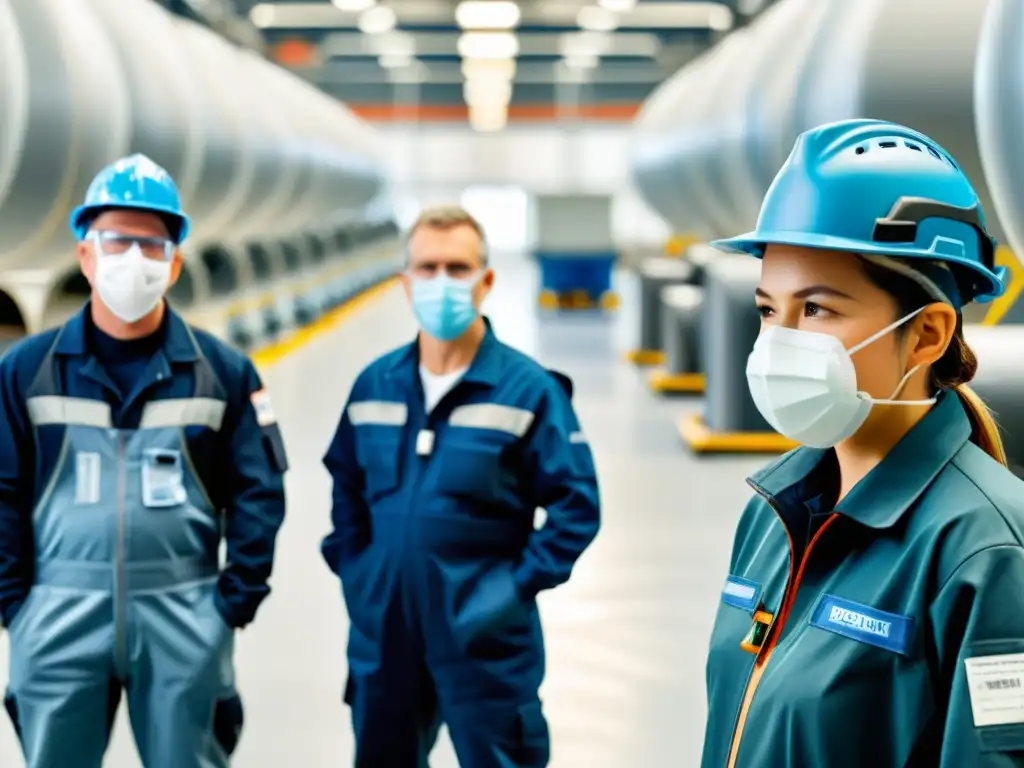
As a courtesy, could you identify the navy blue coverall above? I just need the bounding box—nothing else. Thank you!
[322,322,601,767]
[0,303,288,767]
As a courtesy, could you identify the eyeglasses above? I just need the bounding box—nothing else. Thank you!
[89,230,175,262]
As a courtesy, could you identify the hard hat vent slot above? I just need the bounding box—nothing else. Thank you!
[878,141,898,148]
[905,142,923,152]
[854,145,867,155]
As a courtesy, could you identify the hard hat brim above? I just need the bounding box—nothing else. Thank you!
[70,202,191,245]
[711,230,1005,303]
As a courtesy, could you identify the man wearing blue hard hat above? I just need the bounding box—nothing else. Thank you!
[700,118,1024,767]
[0,154,288,767]
[322,205,601,767]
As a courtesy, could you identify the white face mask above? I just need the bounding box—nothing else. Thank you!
[745,307,937,448]
[94,243,171,323]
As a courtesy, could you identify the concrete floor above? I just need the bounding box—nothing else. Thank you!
[0,254,768,766]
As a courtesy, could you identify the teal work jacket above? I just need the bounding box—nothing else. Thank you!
[702,391,1024,767]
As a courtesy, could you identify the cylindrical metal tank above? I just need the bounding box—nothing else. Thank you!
[745,0,833,201]
[1,0,389,335]
[85,0,205,217]
[0,0,29,214]
[679,28,753,240]
[976,0,1024,322]
[631,53,717,235]
[0,0,132,272]
[633,0,1001,256]
[794,0,1003,244]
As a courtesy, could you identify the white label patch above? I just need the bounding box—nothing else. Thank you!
[74,452,101,505]
[964,653,1024,727]
[250,389,276,427]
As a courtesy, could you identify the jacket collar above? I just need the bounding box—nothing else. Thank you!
[387,316,503,388]
[55,300,200,363]
[748,390,972,529]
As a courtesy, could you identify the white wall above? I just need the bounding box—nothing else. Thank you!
[379,123,631,192]
[379,123,673,248]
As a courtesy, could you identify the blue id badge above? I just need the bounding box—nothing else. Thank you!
[141,448,188,508]
[721,575,761,612]
[810,594,915,655]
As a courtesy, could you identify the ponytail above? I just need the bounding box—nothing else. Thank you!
[954,384,1008,467]
[857,256,1009,467]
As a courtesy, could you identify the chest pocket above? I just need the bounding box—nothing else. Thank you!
[349,400,406,503]
[434,404,535,503]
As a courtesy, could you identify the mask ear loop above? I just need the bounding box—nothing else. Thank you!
[847,306,938,406]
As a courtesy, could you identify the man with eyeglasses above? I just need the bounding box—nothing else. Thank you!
[0,154,288,768]
[322,205,601,768]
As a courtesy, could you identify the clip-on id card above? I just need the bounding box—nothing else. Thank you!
[141,448,188,508]
[741,610,775,655]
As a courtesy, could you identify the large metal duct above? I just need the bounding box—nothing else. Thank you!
[678,28,752,240]
[0,0,132,278]
[0,0,387,332]
[0,0,28,216]
[738,0,831,230]
[631,52,717,235]
[976,0,1024,324]
[633,0,1001,255]
[794,0,1003,245]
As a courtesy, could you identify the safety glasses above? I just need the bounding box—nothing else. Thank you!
[89,230,176,262]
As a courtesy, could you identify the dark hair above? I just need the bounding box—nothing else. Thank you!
[857,257,1006,465]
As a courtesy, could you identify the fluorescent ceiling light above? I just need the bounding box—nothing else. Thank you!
[379,53,413,68]
[469,116,507,133]
[249,3,276,27]
[456,1,521,29]
[597,0,636,11]
[557,66,590,84]
[469,104,508,132]
[463,79,513,106]
[462,57,517,80]
[458,32,519,59]
[358,5,396,34]
[388,63,425,84]
[559,31,612,58]
[331,0,376,11]
[564,53,599,69]
[369,31,415,57]
[576,5,618,32]
[707,5,734,30]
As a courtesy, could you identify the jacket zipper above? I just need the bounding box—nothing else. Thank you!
[115,432,127,676]
[725,480,839,768]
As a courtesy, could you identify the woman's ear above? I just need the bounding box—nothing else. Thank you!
[907,302,958,369]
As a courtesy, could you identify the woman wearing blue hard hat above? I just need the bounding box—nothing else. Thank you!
[700,119,1024,767]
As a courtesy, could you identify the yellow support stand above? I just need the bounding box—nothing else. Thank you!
[539,289,620,311]
[677,412,799,454]
[982,246,1024,325]
[624,349,665,366]
[647,369,705,394]
[538,289,559,309]
[664,234,698,258]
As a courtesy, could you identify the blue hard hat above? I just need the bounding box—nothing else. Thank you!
[69,154,191,245]
[712,119,1006,304]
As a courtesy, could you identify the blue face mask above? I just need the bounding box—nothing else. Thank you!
[411,274,481,341]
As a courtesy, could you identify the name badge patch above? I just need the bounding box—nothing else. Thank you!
[721,575,761,612]
[810,594,914,655]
